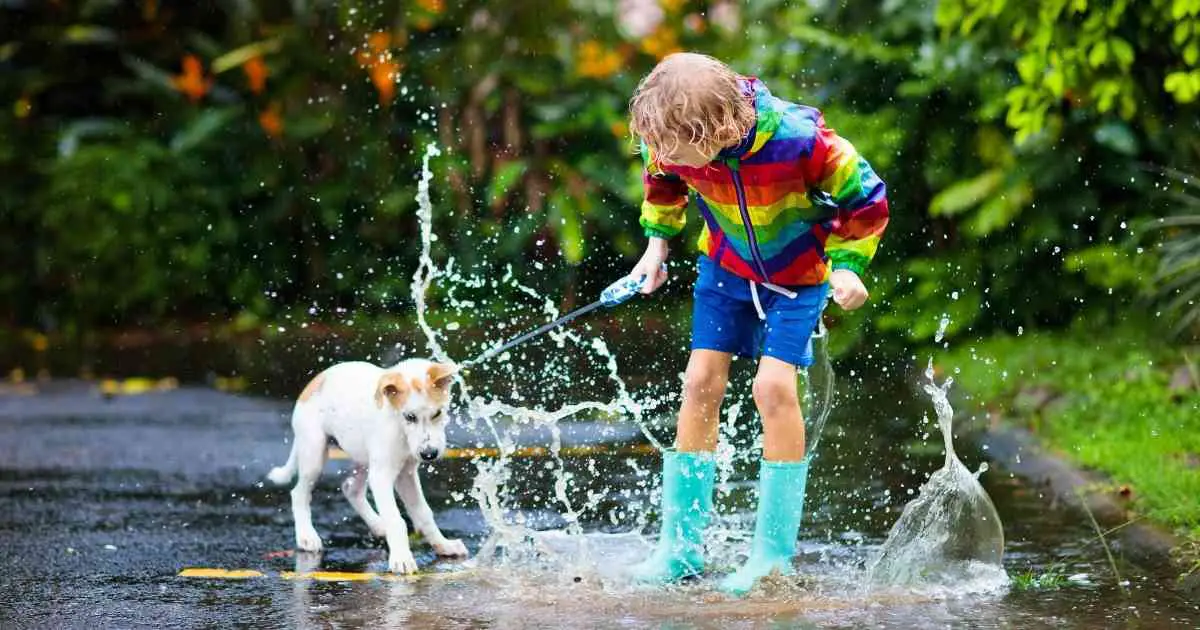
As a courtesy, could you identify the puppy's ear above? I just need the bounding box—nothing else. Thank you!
[374,373,408,409]
[427,362,458,390]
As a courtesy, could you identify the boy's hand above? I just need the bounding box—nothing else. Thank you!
[830,269,869,310]
[630,237,670,294]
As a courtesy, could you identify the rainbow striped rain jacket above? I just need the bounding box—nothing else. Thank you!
[640,77,889,286]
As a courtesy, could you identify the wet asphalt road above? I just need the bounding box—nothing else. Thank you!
[0,382,650,629]
[3,381,1200,629]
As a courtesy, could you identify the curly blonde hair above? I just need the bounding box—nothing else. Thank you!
[628,52,756,159]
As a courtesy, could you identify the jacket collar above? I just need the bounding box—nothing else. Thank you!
[716,77,774,163]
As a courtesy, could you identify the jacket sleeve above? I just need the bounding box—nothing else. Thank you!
[638,142,689,239]
[803,116,889,276]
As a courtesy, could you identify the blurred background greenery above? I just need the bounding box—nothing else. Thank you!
[1,0,1198,352]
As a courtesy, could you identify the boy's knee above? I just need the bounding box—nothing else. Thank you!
[682,364,727,407]
[752,375,798,416]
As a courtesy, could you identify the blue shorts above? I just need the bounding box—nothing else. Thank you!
[691,255,829,367]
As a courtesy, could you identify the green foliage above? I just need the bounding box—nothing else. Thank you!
[944,327,1200,538]
[1146,172,1200,335]
[0,0,1197,352]
[936,0,1200,143]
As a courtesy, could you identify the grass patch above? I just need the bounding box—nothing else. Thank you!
[1010,563,1070,591]
[943,324,1200,545]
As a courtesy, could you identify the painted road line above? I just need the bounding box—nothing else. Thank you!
[327,442,658,461]
[280,571,378,582]
[178,568,474,582]
[178,568,265,579]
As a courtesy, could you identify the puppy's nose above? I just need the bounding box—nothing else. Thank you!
[419,447,440,462]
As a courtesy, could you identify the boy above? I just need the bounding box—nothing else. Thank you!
[625,53,888,595]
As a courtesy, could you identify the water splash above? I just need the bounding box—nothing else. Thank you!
[864,358,1007,592]
[802,315,836,456]
[412,143,449,364]
[934,314,951,343]
[406,144,666,574]
[405,143,839,586]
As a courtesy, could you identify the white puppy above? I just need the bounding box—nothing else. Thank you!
[267,358,468,573]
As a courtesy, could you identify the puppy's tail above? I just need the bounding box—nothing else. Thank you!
[266,442,298,486]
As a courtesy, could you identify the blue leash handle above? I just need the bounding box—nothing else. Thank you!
[600,263,668,307]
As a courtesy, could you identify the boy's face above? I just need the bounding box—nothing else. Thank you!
[656,138,718,168]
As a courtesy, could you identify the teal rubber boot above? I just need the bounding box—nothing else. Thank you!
[719,458,810,595]
[630,449,716,585]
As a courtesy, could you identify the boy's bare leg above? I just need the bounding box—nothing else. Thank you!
[674,349,732,452]
[753,356,805,461]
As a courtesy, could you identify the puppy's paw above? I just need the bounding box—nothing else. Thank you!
[432,538,469,558]
[296,528,324,553]
[388,549,419,574]
[368,523,388,538]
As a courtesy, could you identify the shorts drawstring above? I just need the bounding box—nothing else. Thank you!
[749,280,798,320]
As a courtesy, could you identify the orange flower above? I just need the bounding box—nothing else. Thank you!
[416,0,443,13]
[258,101,283,138]
[355,32,401,105]
[369,61,400,104]
[638,26,680,59]
[368,31,391,52]
[172,55,211,102]
[243,56,268,94]
[683,13,705,34]
[610,120,629,138]
[576,40,622,79]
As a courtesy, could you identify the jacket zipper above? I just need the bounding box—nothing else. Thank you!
[726,158,770,281]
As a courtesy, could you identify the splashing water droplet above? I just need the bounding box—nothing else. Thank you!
[865,358,1007,592]
[934,314,951,343]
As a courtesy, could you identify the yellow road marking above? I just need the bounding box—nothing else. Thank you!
[327,442,658,461]
[178,568,265,579]
[179,567,473,582]
[280,571,378,582]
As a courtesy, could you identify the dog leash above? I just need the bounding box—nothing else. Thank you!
[459,264,666,371]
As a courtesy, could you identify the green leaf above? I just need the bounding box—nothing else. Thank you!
[1110,38,1135,68]
[62,25,118,44]
[1174,21,1192,47]
[1173,0,1191,20]
[487,159,528,208]
[550,190,586,264]
[171,107,239,153]
[285,112,335,140]
[1091,79,1121,112]
[1016,55,1041,83]
[1088,41,1108,68]
[1165,71,1200,102]
[930,169,1005,217]
[123,55,178,92]
[1186,41,1199,66]
[211,39,283,74]
[1044,69,1065,97]
[1066,244,1153,290]
[966,181,1032,237]
[57,119,129,157]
